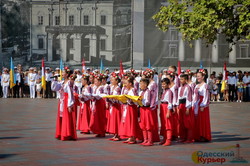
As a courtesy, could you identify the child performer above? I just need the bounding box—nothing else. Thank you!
[119,75,142,144]
[106,72,122,141]
[166,71,179,141]
[89,75,107,137]
[143,69,160,142]
[78,74,92,134]
[176,74,194,143]
[51,67,77,141]
[193,70,211,142]
[139,78,159,146]
[159,78,174,146]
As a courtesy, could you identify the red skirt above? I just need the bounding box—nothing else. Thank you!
[89,99,107,135]
[78,100,91,133]
[106,103,122,134]
[152,107,160,142]
[172,108,179,138]
[160,104,173,135]
[198,96,211,141]
[55,100,62,139]
[60,93,77,141]
[119,104,142,140]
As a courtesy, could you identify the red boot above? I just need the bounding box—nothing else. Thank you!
[140,130,148,145]
[144,131,153,146]
[184,129,194,143]
[163,130,172,146]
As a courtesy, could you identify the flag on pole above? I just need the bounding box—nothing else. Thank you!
[82,58,86,74]
[41,58,46,90]
[177,61,181,76]
[9,57,16,89]
[200,61,203,69]
[100,58,104,73]
[59,58,64,81]
[148,59,151,69]
[119,60,124,77]
[221,62,228,93]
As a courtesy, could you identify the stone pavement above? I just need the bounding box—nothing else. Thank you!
[0,99,249,166]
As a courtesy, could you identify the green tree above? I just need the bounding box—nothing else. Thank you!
[152,0,250,45]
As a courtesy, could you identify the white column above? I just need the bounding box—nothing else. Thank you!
[178,33,185,61]
[47,34,53,61]
[194,39,201,62]
[229,43,236,64]
[212,38,219,63]
[133,0,144,68]
[73,33,82,62]
[90,34,97,58]
[60,33,68,62]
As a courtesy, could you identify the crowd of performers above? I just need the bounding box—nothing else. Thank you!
[51,66,211,146]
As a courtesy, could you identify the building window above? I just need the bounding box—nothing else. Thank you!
[55,16,60,25]
[69,39,74,49]
[38,38,44,49]
[101,15,106,25]
[83,15,89,25]
[169,44,177,57]
[100,39,106,51]
[38,16,43,25]
[170,29,178,41]
[239,44,249,58]
[69,15,74,25]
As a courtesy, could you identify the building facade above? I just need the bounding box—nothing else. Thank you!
[133,0,250,72]
[30,0,131,66]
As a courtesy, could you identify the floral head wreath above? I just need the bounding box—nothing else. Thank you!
[146,68,154,75]
[167,70,175,76]
[111,72,120,80]
[186,69,192,75]
[199,69,206,75]
[94,74,102,80]
[82,74,89,79]
[64,66,70,73]
[143,70,151,78]
[89,72,95,76]
[69,74,77,80]
[123,75,133,82]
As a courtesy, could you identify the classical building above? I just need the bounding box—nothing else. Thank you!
[30,0,131,66]
[133,0,250,72]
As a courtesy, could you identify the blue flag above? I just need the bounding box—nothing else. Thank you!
[100,58,104,73]
[200,61,203,69]
[148,59,151,69]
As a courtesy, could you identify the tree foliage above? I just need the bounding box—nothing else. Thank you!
[152,0,250,45]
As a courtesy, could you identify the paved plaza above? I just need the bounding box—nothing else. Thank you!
[0,99,249,166]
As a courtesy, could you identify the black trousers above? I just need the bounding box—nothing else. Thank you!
[13,83,20,98]
[0,85,3,97]
[45,81,52,98]
[228,84,236,102]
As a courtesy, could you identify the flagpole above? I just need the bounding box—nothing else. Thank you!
[131,0,134,69]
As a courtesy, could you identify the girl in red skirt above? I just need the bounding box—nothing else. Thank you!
[159,78,174,146]
[119,76,142,144]
[89,74,107,137]
[106,72,122,141]
[51,67,77,141]
[78,74,92,134]
[142,69,160,143]
[139,78,158,146]
[166,71,179,141]
[193,70,211,142]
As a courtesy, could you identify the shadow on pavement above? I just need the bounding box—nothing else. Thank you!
[0,137,22,140]
[0,154,17,159]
